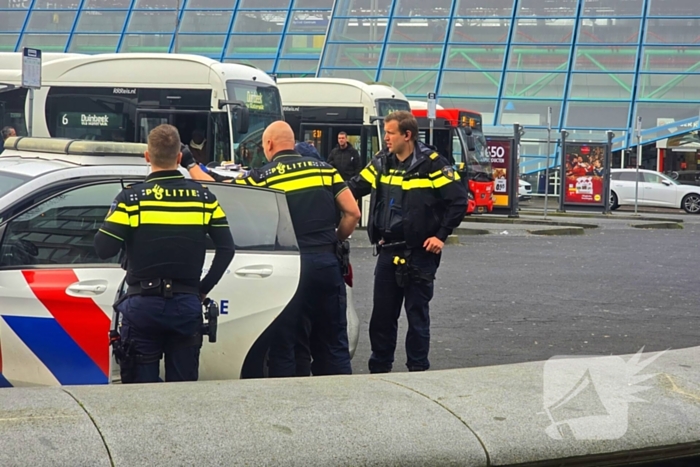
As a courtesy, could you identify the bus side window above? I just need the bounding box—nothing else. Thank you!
[45,87,134,142]
[0,88,29,136]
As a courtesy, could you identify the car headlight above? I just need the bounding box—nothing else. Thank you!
[468,191,474,200]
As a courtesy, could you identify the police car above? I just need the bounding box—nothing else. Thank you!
[0,137,360,387]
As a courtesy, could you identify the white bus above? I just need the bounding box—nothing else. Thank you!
[0,53,283,167]
[277,78,410,164]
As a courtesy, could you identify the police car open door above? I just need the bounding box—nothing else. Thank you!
[109,183,302,383]
[0,181,132,387]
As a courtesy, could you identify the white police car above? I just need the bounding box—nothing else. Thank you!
[0,137,359,387]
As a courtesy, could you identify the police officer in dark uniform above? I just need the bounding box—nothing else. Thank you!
[185,121,360,377]
[94,124,235,383]
[347,111,468,374]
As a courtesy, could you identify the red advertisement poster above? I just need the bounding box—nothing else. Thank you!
[564,143,606,206]
[487,138,511,207]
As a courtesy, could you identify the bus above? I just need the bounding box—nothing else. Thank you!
[277,78,411,165]
[411,107,495,214]
[0,53,283,167]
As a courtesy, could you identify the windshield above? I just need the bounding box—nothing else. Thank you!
[375,99,411,118]
[457,127,493,181]
[225,80,283,168]
[0,171,29,199]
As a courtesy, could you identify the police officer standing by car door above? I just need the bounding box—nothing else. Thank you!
[185,121,361,377]
[347,111,468,374]
[94,124,235,384]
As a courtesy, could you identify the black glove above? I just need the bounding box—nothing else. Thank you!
[180,143,196,169]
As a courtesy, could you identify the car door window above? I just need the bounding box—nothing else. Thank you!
[206,184,298,252]
[0,183,123,267]
[619,172,641,182]
[642,173,664,184]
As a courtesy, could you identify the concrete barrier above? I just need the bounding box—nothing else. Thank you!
[631,222,683,230]
[1,347,699,466]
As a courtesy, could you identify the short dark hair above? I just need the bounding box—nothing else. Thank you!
[147,124,181,167]
[1,126,16,140]
[338,131,347,137]
[385,111,418,142]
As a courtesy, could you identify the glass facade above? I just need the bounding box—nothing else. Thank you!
[1,0,699,143]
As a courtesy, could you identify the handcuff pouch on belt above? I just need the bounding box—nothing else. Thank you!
[139,278,173,298]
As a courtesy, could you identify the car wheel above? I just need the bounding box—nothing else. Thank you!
[610,191,619,210]
[681,193,700,214]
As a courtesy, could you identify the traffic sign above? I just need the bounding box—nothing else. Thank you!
[427,92,436,120]
[22,47,41,89]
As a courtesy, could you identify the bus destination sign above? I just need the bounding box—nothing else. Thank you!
[59,112,124,129]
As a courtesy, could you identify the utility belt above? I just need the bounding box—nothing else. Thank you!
[377,241,436,287]
[126,278,199,298]
[299,243,337,254]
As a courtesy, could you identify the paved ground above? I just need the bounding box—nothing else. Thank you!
[346,212,700,375]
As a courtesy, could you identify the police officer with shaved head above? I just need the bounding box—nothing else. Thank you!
[185,121,361,377]
[94,124,235,384]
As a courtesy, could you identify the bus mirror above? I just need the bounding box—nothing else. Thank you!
[217,99,250,133]
[217,99,238,110]
[235,106,249,135]
[466,135,476,152]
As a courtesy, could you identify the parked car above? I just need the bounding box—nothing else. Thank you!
[0,137,360,387]
[519,179,532,201]
[610,168,700,213]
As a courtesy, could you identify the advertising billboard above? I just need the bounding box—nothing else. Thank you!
[487,138,511,207]
[563,142,606,206]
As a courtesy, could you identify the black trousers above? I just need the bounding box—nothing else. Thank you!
[268,251,352,377]
[117,294,202,383]
[368,247,441,373]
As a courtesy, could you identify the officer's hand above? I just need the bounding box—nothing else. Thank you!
[423,237,444,254]
[180,143,196,169]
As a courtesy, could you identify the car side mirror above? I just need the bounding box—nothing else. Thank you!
[662,180,672,186]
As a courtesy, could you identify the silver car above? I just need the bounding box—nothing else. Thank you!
[610,168,700,214]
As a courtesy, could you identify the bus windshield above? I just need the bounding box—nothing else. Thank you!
[376,98,411,117]
[226,80,283,167]
[458,126,493,181]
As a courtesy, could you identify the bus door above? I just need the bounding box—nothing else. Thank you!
[300,123,363,161]
[136,111,170,141]
[135,109,212,161]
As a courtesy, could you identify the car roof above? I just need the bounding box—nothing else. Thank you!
[0,157,77,177]
[1,136,149,170]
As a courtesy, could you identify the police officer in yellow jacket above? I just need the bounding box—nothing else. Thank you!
[347,111,468,373]
[186,121,361,377]
[94,124,235,383]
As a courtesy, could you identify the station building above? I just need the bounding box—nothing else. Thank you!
[1,0,699,172]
